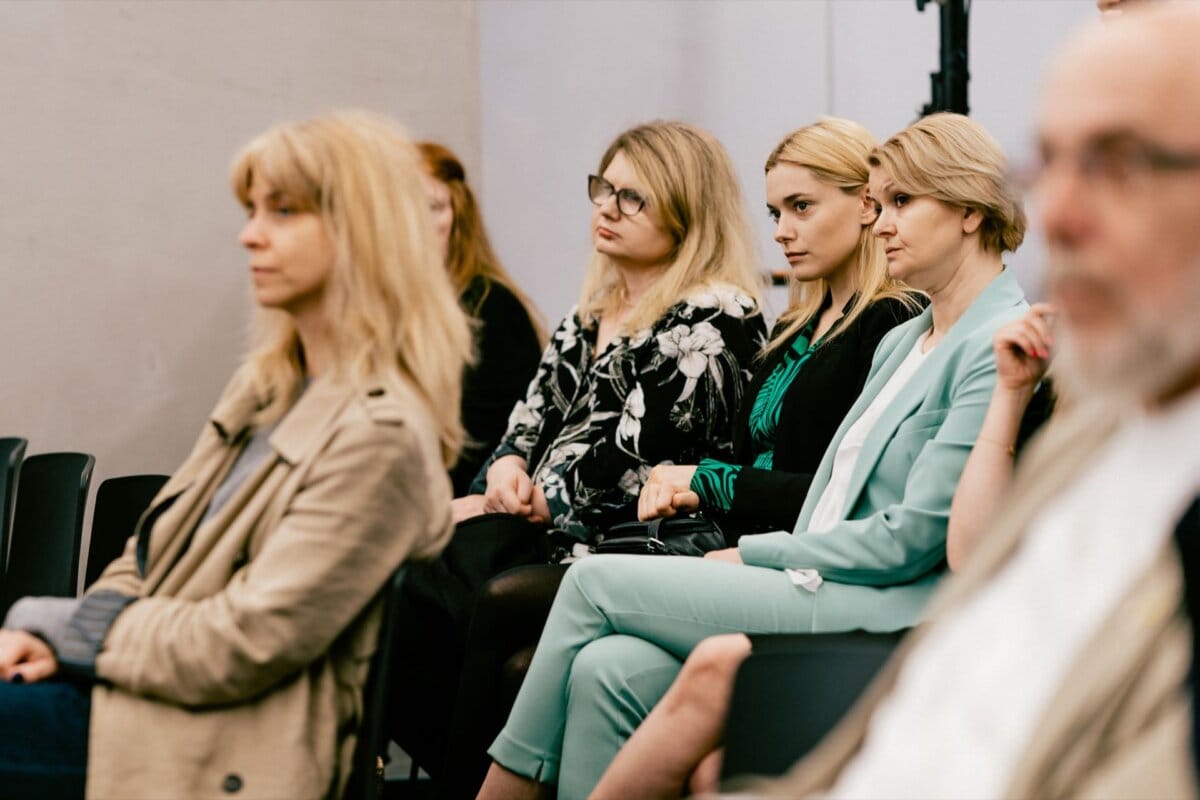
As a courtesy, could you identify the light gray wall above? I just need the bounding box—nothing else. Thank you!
[1,0,1098,579]
[0,0,480,569]
[477,0,1097,325]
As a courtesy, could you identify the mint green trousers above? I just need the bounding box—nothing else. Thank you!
[487,554,919,799]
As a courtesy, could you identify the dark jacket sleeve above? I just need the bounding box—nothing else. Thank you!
[1016,377,1056,456]
[724,295,926,532]
[450,279,543,496]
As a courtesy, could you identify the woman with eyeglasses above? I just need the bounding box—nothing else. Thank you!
[386,120,766,779]
[418,142,547,498]
[476,113,1030,800]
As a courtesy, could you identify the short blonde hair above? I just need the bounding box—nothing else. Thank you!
[578,121,762,332]
[763,118,921,355]
[869,113,1026,254]
[231,111,473,467]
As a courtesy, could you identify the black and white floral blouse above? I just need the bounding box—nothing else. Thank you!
[471,284,767,541]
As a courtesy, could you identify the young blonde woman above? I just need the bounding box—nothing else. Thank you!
[0,112,471,800]
[638,118,924,538]
[418,142,546,496]
[477,113,1030,800]
[388,121,767,783]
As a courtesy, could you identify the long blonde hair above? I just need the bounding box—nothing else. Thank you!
[230,111,473,467]
[763,118,921,355]
[869,113,1027,254]
[577,121,762,332]
[417,141,547,346]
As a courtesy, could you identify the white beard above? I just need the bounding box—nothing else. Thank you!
[1050,254,1200,406]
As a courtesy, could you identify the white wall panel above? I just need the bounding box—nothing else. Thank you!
[479,0,1097,321]
[0,0,480,569]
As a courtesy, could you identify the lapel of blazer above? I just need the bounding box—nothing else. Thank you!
[792,310,929,530]
[796,269,1025,530]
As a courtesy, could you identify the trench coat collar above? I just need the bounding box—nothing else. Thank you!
[269,378,358,465]
[208,373,358,466]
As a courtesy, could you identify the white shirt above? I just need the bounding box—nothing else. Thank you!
[807,332,932,535]
[828,391,1200,799]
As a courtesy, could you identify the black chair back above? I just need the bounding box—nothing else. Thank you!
[0,437,27,576]
[720,630,905,782]
[345,565,408,800]
[0,452,95,618]
[85,474,169,588]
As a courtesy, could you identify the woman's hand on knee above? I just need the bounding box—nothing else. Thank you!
[485,455,535,516]
[638,464,698,521]
[527,486,551,525]
[452,494,488,522]
[0,629,59,683]
[702,547,743,565]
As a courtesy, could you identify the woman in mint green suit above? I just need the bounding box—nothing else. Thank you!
[477,114,1031,800]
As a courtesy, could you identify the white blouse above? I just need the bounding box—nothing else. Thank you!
[806,331,932,535]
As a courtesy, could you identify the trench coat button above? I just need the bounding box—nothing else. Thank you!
[222,774,243,793]
[367,388,385,397]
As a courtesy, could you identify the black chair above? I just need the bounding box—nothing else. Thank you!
[346,565,409,800]
[720,630,906,783]
[0,437,27,576]
[0,452,95,618]
[84,474,169,588]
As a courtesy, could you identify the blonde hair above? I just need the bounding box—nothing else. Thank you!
[763,118,921,355]
[230,111,473,467]
[577,121,762,332]
[869,113,1027,254]
[417,141,547,346]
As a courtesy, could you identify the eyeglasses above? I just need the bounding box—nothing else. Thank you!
[587,174,646,216]
[1017,134,1200,196]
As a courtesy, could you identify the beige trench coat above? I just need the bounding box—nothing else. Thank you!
[83,367,453,799]
[737,401,1197,799]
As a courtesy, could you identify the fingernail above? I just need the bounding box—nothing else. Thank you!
[9,672,24,684]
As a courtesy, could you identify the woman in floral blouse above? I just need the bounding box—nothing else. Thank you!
[388,121,766,777]
[464,284,763,542]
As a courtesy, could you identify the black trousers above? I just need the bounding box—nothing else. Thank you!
[0,680,89,800]
[1174,497,1200,776]
[439,563,569,799]
[385,513,554,782]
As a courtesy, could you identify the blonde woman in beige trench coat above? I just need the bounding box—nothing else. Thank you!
[0,111,472,800]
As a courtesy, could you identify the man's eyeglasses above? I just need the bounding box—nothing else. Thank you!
[587,175,646,217]
[1017,134,1200,195]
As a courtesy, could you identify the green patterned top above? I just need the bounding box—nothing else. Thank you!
[690,320,819,511]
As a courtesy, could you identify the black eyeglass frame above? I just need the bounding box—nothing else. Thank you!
[587,174,647,217]
[1017,134,1200,192]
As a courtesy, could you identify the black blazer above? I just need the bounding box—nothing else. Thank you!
[722,293,926,534]
[449,277,543,497]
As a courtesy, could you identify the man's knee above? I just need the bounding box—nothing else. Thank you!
[666,634,752,711]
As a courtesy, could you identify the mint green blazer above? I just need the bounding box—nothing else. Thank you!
[738,269,1028,630]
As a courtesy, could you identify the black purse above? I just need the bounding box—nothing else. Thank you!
[592,513,727,557]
